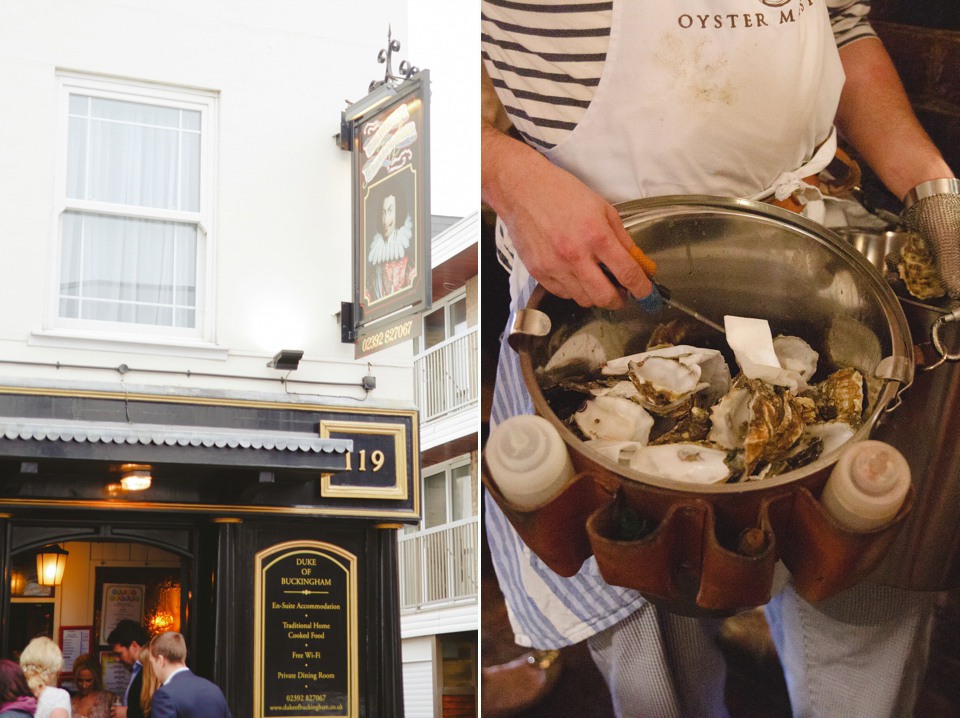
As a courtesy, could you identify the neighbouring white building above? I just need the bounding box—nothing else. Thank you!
[398,213,479,718]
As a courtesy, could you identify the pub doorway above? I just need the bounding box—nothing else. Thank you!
[2,517,200,698]
[8,540,185,685]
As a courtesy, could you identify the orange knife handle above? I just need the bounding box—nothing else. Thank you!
[628,245,657,277]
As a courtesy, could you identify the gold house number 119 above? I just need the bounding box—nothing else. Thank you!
[343,449,386,472]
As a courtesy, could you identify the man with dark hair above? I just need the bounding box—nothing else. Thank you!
[148,632,232,718]
[106,620,147,718]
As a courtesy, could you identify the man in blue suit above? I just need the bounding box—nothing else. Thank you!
[147,632,232,718]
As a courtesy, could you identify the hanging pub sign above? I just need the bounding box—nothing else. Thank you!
[340,58,431,358]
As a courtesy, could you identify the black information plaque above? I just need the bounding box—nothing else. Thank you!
[319,419,408,501]
[254,541,358,718]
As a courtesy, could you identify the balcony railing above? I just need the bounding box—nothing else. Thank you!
[413,328,479,424]
[398,516,478,612]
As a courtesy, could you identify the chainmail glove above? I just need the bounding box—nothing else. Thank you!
[902,178,960,300]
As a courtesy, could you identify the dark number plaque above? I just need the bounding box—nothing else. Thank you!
[254,541,358,718]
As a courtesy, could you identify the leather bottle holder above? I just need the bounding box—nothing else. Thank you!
[483,460,915,613]
[481,460,602,578]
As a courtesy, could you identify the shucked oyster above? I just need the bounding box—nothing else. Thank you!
[601,345,730,415]
[629,443,732,484]
[547,314,863,484]
[627,357,704,416]
[709,376,805,476]
[573,395,654,443]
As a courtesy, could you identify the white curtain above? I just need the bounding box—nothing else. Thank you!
[61,95,200,328]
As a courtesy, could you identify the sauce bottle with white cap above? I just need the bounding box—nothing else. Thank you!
[820,440,911,532]
[484,414,576,511]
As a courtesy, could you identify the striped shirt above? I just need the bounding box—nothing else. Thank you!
[482,0,876,151]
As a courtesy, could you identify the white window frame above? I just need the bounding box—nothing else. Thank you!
[414,287,468,357]
[414,454,474,532]
[35,71,220,356]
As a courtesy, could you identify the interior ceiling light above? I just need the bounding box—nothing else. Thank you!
[120,463,152,491]
[10,571,26,596]
[267,349,304,371]
[37,544,69,586]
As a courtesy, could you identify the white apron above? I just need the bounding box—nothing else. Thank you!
[489,0,848,649]
[498,0,846,288]
[545,0,844,204]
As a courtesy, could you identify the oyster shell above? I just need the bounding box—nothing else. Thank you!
[804,421,856,455]
[742,380,806,475]
[649,406,711,445]
[806,367,865,427]
[554,375,621,395]
[707,378,753,449]
[573,395,654,443]
[725,316,808,393]
[761,435,825,479]
[629,443,732,484]
[543,319,631,379]
[646,319,696,350]
[590,379,642,401]
[795,395,819,424]
[627,357,705,416]
[773,335,819,381]
[585,439,645,465]
[543,311,867,483]
[601,344,730,414]
[896,231,946,300]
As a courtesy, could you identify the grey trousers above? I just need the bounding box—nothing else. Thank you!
[587,580,936,718]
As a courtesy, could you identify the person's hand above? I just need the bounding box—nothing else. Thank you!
[482,124,654,308]
[109,704,127,718]
[903,185,960,299]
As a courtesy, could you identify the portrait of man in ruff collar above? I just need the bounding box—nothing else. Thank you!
[364,170,416,305]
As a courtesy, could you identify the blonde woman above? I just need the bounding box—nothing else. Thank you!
[19,636,70,718]
[70,654,114,718]
[137,646,160,718]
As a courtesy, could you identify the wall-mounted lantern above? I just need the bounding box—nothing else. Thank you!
[37,545,69,586]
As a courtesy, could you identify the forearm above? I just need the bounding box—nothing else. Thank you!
[481,121,553,222]
[835,37,954,201]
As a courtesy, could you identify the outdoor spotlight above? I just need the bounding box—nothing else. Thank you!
[267,349,304,371]
[120,463,152,491]
[37,544,69,586]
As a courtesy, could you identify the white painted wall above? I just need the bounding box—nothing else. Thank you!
[0,0,478,406]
